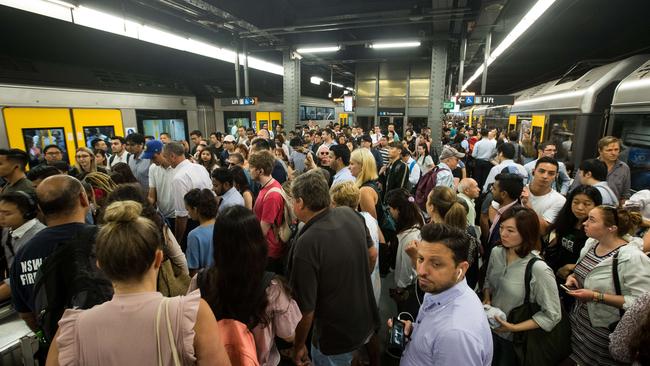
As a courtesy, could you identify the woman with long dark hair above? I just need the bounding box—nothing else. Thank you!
[386,188,424,316]
[415,142,434,175]
[230,165,254,210]
[198,149,219,173]
[483,206,563,365]
[194,206,301,366]
[544,185,601,281]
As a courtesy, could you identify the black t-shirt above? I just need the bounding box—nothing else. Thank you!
[544,227,588,274]
[10,223,95,313]
[289,207,379,355]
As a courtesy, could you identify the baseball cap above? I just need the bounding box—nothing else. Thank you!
[223,135,236,143]
[439,145,465,160]
[360,134,373,143]
[142,140,163,159]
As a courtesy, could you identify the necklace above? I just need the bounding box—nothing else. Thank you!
[261,177,273,189]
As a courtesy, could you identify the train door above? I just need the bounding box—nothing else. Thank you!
[72,109,123,150]
[256,112,270,132]
[531,114,546,144]
[508,115,517,133]
[339,113,349,126]
[269,112,282,131]
[3,108,76,168]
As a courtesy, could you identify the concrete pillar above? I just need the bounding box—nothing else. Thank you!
[458,37,467,94]
[234,41,241,98]
[243,40,250,96]
[481,32,492,95]
[282,49,300,132]
[427,42,447,155]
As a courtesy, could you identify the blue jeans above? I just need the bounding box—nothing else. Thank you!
[311,344,354,366]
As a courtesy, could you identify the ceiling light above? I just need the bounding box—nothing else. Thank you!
[296,45,341,53]
[0,0,284,76]
[330,82,344,88]
[370,41,421,49]
[463,0,557,90]
[310,76,324,85]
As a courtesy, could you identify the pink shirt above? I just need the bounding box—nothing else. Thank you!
[56,290,200,366]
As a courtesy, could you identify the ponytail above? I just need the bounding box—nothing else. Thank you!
[444,200,468,230]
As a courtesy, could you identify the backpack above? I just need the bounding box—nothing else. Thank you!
[263,187,297,244]
[415,166,450,210]
[197,271,275,366]
[33,226,114,344]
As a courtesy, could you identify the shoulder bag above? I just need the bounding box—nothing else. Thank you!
[508,257,572,366]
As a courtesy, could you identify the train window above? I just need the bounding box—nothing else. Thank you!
[610,113,650,191]
[547,115,577,162]
[22,127,68,167]
[83,126,115,149]
[300,106,306,121]
[305,107,317,120]
[141,119,186,141]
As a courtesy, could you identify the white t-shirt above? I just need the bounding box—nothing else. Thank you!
[171,160,212,217]
[360,211,381,305]
[528,187,566,224]
[148,164,175,219]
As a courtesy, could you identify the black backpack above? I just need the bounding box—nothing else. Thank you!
[33,225,114,344]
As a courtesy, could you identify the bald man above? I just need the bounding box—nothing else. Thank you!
[10,175,93,331]
[458,178,481,236]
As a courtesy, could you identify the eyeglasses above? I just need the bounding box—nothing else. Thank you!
[46,151,62,156]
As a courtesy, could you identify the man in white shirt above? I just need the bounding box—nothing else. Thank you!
[109,136,131,168]
[329,144,355,187]
[401,148,421,189]
[145,140,176,227]
[576,159,619,206]
[471,129,496,189]
[458,178,480,235]
[371,126,383,146]
[162,142,212,244]
[322,129,337,148]
[521,156,566,234]
[483,143,527,193]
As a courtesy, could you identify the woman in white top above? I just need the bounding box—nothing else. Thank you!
[386,188,424,317]
[416,142,435,175]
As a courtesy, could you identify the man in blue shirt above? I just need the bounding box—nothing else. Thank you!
[211,167,244,213]
[392,223,493,366]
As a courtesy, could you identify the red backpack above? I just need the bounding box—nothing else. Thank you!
[415,166,449,210]
[217,319,260,366]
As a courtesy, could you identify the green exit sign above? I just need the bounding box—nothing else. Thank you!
[443,102,455,109]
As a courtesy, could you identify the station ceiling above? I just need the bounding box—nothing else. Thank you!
[0,0,649,102]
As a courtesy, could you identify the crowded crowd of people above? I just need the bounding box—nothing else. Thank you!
[0,117,649,366]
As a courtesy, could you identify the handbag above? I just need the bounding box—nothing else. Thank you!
[508,257,572,366]
[157,225,191,297]
[156,298,181,366]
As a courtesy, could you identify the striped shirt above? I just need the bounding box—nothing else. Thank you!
[570,245,624,366]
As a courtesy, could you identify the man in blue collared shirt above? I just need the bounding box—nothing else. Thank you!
[211,167,244,213]
[393,223,493,366]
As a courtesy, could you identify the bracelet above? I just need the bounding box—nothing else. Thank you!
[599,292,605,303]
[593,291,600,303]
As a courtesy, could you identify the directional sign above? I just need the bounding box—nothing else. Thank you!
[458,95,475,106]
[221,97,257,106]
[459,95,514,107]
[443,101,455,109]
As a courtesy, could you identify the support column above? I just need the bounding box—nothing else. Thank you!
[243,40,250,96]
[458,37,467,94]
[234,40,241,98]
[481,32,491,95]
[282,49,300,132]
[427,42,447,156]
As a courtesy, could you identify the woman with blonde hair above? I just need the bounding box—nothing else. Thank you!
[46,201,231,366]
[72,147,107,179]
[350,148,380,219]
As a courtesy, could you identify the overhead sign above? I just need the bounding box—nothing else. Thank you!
[344,96,354,112]
[443,101,455,109]
[222,97,257,106]
[378,108,404,117]
[458,95,515,107]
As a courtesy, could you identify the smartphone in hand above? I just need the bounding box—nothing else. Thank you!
[560,284,577,292]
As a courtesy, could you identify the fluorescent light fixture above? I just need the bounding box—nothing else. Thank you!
[330,82,344,88]
[370,41,421,49]
[296,45,340,53]
[345,87,354,91]
[463,0,557,90]
[0,0,284,76]
[310,76,324,85]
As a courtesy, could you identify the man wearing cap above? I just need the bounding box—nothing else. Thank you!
[360,135,383,172]
[146,140,176,228]
[220,135,237,167]
[436,146,465,189]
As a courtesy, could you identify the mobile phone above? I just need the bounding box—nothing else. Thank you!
[560,284,576,292]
